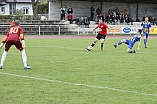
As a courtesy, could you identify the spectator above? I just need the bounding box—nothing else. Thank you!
[125,15,128,24]
[84,17,89,28]
[80,17,84,27]
[95,15,99,24]
[98,14,103,20]
[112,9,116,16]
[143,15,146,21]
[123,9,128,16]
[90,6,95,21]
[119,15,122,24]
[128,16,133,25]
[102,13,107,23]
[60,5,66,21]
[116,15,120,24]
[67,13,73,24]
[96,7,101,15]
[107,15,112,24]
[75,17,80,26]
[116,8,120,15]
[121,15,125,24]
[108,9,112,16]
[67,6,73,14]
[112,15,117,25]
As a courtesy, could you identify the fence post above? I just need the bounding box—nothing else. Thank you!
[78,26,79,35]
[39,25,40,35]
[59,25,60,35]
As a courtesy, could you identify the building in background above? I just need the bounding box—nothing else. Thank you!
[0,0,40,15]
[47,0,157,21]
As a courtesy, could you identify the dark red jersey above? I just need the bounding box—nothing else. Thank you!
[98,23,108,35]
[2,26,24,43]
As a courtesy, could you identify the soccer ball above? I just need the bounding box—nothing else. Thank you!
[88,46,93,50]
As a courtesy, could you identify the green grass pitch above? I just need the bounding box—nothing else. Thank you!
[0,37,157,104]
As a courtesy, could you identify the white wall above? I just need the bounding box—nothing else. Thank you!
[0,3,33,15]
[16,3,33,15]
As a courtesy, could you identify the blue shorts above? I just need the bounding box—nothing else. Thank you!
[143,32,149,39]
[125,39,134,49]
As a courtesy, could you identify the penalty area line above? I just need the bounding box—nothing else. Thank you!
[0,72,157,97]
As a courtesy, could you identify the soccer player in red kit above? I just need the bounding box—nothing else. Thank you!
[86,19,110,51]
[0,20,31,69]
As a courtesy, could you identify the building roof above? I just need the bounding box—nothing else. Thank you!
[47,0,157,4]
[5,0,40,3]
[0,0,6,6]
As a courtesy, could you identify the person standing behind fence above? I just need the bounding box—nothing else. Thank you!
[61,5,66,21]
[96,7,101,16]
[67,6,73,15]
[90,6,95,21]
[67,13,73,24]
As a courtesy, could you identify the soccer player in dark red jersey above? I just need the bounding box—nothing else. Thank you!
[86,19,110,51]
[0,20,31,69]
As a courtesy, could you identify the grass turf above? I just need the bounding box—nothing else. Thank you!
[0,38,157,104]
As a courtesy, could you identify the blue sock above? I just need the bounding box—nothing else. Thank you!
[144,39,146,47]
[130,51,133,53]
[117,41,122,45]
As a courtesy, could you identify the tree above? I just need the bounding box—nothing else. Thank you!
[31,0,40,20]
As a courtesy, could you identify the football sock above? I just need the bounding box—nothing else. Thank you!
[21,49,27,67]
[101,43,104,48]
[117,41,122,45]
[130,51,133,53]
[144,39,146,47]
[1,51,8,66]
[91,42,96,47]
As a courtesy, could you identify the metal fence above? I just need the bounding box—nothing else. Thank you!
[0,25,157,35]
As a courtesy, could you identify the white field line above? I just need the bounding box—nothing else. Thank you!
[29,46,157,54]
[0,72,157,97]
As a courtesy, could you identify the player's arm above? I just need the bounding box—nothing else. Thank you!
[19,28,26,48]
[93,26,99,31]
[107,27,110,33]
[149,23,152,31]
[137,37,141,50]
[0,31,9,51]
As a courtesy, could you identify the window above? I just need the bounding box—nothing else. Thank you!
[23,7,29,15]
[1,7,5,14]
[10,3,16,15]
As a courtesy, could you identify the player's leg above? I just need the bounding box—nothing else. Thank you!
[0,41,12,69]
[86,33,100,51]
[127,42,135,53]
[100,35,106,51]
[143,33,147,48]
[113,39,126,48]
[15,41,31,69]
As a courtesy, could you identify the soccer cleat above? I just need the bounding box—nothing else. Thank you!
[113,44,117,48]
[133,50,136,53]
[86,48,91,51]
[24,66,32,69]
[145,46,147,48]
[0,65,3,69]
[101,48,103,51]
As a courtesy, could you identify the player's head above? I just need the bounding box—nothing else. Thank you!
[137,29,142,34]
[14,20,20,26]
[99,19,103,24]
[145,17,148,22]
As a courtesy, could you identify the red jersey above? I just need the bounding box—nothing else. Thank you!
[2,26,24,43]
[67,15,73,20]
[98,23,108,35]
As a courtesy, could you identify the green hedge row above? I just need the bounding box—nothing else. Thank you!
[0,15,42,20]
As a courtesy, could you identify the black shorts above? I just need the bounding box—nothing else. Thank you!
[96,33,106,40]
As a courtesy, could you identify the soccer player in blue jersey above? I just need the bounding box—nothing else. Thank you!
[141,17,152,48]
[113,25,142,53]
